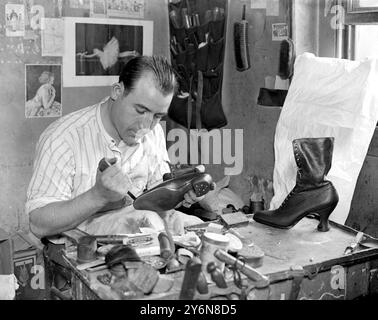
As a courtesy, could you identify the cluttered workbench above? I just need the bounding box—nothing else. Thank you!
[59,212,378,300]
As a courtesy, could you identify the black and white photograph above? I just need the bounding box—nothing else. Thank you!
[2,0,378,307]
[75,23,143,75]
[63,17,153,86]
[25,64,62,118]
[5,3,25,37]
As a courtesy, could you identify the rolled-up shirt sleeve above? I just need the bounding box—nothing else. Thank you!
[26,134,75,215]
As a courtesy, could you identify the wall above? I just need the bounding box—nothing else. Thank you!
[0,0,169,233]
[209,0,339,206]
[204,0,291,205]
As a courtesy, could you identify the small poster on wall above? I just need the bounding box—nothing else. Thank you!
[63,17,153,87]
[107,0,145,19]
[5,4,25,37]
[90,0,107,17]
[23,1,45,40]
[272,23,288,41]
[25,64,62,118]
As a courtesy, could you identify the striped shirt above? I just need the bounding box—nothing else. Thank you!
[26,97,170,227]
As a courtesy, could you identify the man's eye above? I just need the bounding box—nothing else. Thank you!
[136,108,146,115]
[154,114,164,119]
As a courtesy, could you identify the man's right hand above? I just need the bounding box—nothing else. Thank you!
[93,157,132,203]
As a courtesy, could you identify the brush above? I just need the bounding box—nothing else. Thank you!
[278,38,295,80]
[234,4,251,72]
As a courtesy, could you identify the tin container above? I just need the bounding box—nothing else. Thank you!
[200,232,229,282]
[77,236,97,263]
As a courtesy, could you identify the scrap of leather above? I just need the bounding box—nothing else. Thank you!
[105,245,141,267]
[127,263,159,294]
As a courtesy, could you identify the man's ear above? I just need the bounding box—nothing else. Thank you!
[110,82,124,101]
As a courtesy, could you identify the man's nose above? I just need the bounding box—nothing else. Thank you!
[141,112,155,129]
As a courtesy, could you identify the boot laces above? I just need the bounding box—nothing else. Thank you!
[281,146,301,207]
[281,186,299,207]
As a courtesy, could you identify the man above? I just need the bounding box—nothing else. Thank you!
[26,55,203,238]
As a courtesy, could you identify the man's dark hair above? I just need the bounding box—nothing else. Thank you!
[119,55,177,96]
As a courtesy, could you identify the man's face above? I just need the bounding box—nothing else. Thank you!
[110,73,173,146]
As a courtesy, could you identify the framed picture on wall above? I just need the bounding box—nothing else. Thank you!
[25,64,62,118]
[62,17,153,87]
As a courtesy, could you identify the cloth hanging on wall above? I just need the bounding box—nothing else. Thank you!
[270,53,378,224]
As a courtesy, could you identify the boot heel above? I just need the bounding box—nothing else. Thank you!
[315,205,336,232]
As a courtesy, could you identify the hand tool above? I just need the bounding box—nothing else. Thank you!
[158,231,174,260]
[344,231,364,255]
[207,261,227,288]
[179,256,202,300]
[98,157,136,200]
[93,234,153,246]
[214,249,269,288]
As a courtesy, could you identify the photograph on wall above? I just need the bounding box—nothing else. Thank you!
[272,23,288,41]
[90,0,107,17]
[63,17,153,87]
[25,64,62,118]
[5,4,25,37]
[23,1,45,40]
[41,18,64,56]
[107,0,145,19]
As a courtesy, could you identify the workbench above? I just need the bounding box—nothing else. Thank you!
[62,216,378,300]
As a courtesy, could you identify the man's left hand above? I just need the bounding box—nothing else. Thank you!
[181,189,205,208]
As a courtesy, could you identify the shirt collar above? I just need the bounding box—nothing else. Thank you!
[96,96,117,148]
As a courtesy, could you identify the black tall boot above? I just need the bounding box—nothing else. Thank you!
[253,137,339,232]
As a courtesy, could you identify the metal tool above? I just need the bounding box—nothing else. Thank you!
[98,157,136,200]
[94,234,153,246]
[344,231,365,255]
[214,249,269,288]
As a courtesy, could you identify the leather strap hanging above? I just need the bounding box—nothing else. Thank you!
[186,78,193,164]
[195,70,203,130]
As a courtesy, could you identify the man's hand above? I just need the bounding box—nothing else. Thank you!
[93,158,132,203]
[181,189,205,208]
[178,165,216,208]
